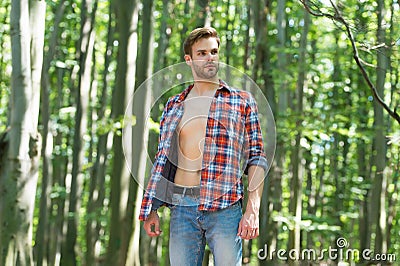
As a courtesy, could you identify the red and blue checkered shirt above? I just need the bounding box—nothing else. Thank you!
[139,80,267,221]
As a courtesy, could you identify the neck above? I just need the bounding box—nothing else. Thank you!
[192,79,219,96]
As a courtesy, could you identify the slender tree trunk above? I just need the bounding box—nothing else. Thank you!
[85,3,114,266]
[62,1,97,265]
[331,33,344,232]
[353,3,371,254]
[263,0,286,264]
[242,0,251,73]
[251,0,261,82]
[125,0,154,265]
[224,0,233,66]
[386,0,399,250]
[288,6,309,266]
[47,67,70,266]
[155,0,170,72]
[34,2,66,265]
[387,160,399,250]
[195,0,211,27]
[277,0,288,113]
[85,51,98,266]
[305,153,316,250]
[180,0,190,54]
[370,0,388,254]
[106,0,139,264]
[0,0,45,265]
[254,2,276,265]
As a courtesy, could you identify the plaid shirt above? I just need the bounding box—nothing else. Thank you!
[139,80,267,221]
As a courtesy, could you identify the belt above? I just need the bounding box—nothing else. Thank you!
[173,185,200,196]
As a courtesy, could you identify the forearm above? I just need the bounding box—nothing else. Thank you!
[245,165,265,213]
[238,165,265,239]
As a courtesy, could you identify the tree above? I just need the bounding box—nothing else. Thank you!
[125,1,155,265]
[34,2,67,266]
[61,1,98,265]
[85,2,114,265]
[106,0,139,265]
[370,0,388,254]
[299,0,400,125]
[0,0,46,265]
[287,4,310,265]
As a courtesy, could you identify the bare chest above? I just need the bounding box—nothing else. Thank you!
[177,96,213,135]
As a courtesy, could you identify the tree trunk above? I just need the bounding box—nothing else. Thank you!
[155,0,170,72]
[242,0,251,73]
[34,2,66,265]
[277,0,288,113]
[332,32,343,229]
[48,67,70,266]
[224,0,233,66]
[263,0,286,263]
[353,2,371,254]
[106,0,139,264]
[386,0,399,250]
[195,0,211,27]
[0,0,45,265]
[62,1,97,265]
[288,5,309,266]
[125,0,154,265]
[85,3,114,266]
[370,0,388,254]
[253,2,277,265]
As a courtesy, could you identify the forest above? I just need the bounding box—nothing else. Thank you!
[0,0,399,265]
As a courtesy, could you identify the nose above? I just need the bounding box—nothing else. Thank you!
[206,52,215,61]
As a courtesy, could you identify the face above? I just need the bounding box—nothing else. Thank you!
[185,37,219,80]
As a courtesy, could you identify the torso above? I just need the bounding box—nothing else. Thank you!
[174,92,214,186]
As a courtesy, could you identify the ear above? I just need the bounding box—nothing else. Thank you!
[184,54,192,65]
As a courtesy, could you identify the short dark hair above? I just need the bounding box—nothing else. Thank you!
[183,27,220,57]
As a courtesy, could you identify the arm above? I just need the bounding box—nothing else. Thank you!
[238,92,267,239]
[139,97,174,222]
[237,165,265,240]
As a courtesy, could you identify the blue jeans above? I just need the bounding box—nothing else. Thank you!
[169,193,242,266]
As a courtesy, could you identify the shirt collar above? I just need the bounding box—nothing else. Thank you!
[176,79,232,103]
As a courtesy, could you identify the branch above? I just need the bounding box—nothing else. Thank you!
[299,0,400,125]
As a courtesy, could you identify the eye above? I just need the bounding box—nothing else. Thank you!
[211,49,218,55]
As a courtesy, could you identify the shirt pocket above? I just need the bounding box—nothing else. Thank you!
[227,109,244,139]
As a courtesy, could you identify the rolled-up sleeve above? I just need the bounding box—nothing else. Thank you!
[243,93,268,174]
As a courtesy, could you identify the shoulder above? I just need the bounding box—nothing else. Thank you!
[164,93,181,110]
[165,85,192,108]
[227,87,255,104]
[222,81,254,101]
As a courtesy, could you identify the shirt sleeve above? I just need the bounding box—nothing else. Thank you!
[139,97,174,221]
[243,92,268,174]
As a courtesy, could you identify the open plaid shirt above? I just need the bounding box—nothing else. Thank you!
[139,80,267,221]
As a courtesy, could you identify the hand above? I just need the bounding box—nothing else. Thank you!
[143,210,162,237]
[237,210,259,240]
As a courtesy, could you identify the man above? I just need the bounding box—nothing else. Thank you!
[139,27,268,265]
